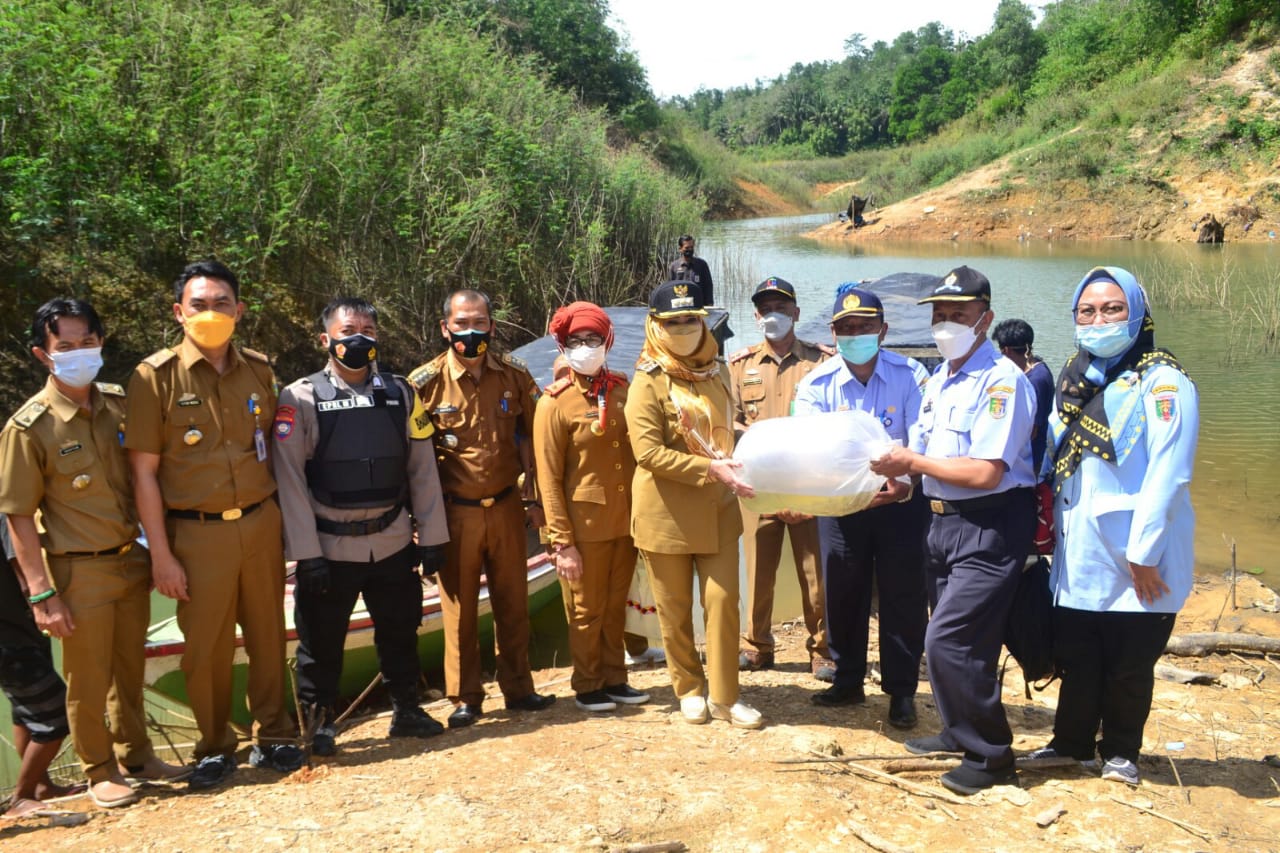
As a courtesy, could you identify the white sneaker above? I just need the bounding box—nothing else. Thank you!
[708,700,763,729]
[625,647,666,666]
[679,696,709,724]
[1101,757,1140,785]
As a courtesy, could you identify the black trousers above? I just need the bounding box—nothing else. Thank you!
[818,492,928,696]
[294,544,423,708]
[923,489,1034,772]
[1048,606,1176,763]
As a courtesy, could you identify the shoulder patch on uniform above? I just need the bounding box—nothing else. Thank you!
[544,377,573,397]
[142,348,177,369]
[636,359,660,374]
[501,352,529,372]
[727,345,756,364]
[11,399,49,430]
[407,363,439,389]
[240,347,271,364]
[94,382,126,396]
[1150,384,1178,395]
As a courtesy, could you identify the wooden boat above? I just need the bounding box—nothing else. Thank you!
[144,553,561,723]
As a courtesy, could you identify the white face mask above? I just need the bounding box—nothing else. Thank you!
[757,311,794,341]
[48,347,104,388]
[564,344,606,376]
[931,314,985,361]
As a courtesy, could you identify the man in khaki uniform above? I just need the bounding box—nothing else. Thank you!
[272,296,450,753]
[534,302,647,713]
[728,277,833,680]
[0,298,186,809]
[408,289,555,728]
[126,260,301,791]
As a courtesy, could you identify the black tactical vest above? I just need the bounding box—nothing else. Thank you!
[304,370,408,509]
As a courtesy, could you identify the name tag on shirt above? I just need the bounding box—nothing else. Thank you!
[317,396,375,412]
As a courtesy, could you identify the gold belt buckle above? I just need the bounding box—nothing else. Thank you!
[221,508,243,521]
[480,496,496,508]
[929,499,945,515]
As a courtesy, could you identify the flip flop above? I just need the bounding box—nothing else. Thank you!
[88,785,139,809]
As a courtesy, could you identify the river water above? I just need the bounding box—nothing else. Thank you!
[702,213,1280,589]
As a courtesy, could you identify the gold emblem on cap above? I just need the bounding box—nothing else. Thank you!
[944,273,958,286]
[72,473,92,490]
[843,294,861,310]
[673,284,689,297]
[183,428,203,446]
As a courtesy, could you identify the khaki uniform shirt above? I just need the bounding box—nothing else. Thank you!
[272,368,449,563]
[533,371,634,548]
[624,365,741,555]
[408,349,539,500]
[124,336,278,512]
[0,379,138,554]
[729,338,829,428]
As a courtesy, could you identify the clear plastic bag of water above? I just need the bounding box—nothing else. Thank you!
[734,410,894,516]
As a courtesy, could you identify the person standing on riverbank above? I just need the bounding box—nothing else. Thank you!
[272,296,450,754]
[728,277,833,681]
[1028,267,1198,786]
[126,261,302,790]
[0,298,187,809]
[794,285,929,729]
[668,236,715,306]
[535,302,649,714]
[625,281,760,729]
[871,266,1036,795]
[992,319,1055,474]
[408,289,556,729]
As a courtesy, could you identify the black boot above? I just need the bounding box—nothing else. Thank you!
[390,697,444,739]
[303,703,337,756]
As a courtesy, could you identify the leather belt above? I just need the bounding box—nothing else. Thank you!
[61,542,135,558]
[445,485,514,508]
[314,504,403,537]
[168,500,265,522]
[928,491,1016,516]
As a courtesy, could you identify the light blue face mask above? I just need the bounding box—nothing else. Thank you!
[836,333,880,366]
[1075,320,1135,358]
[48,346,104,388]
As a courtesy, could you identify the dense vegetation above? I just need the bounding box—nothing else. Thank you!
[0,0,690,408]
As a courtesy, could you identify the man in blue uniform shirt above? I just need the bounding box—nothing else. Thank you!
[794,286,929,729]
[871,265,1036,795]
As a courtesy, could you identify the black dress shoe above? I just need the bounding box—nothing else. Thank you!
[506,692,556,712]
[940,764,1018,795]
[447,704,483,728]
[888,695,918,729]
[810,683,866,707]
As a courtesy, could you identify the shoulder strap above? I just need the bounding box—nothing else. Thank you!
[11,399,49,430]
[142,348,177,369]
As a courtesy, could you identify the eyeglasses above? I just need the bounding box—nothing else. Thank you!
[564,334,604,349]
[1074,303,1127,323]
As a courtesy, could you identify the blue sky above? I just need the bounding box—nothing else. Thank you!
[609,1,1010,99]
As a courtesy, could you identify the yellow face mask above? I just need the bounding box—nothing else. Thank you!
[183,310,237,349]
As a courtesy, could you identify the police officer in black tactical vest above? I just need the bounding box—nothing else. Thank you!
[272,296,450,755]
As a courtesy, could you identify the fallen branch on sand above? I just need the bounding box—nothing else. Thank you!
[803,750,975,806]
[1165,633,1280,657]
[1155,663,1219,684]
[1109,796,1212,840]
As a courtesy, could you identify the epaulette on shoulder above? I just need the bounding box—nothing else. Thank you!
[727,345,757,364]
[94,382,126,397]
[11,399,49,430]
[407,362,440,389]
[241,347,271,364]
[142,348,178,369]
[502,352,530,373]
[544,377,573,397]
[636,359,660,374]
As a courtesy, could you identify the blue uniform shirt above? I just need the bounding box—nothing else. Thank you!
[1047,364,1198,613]
[909,339,1036,500]
[794,349,924,444]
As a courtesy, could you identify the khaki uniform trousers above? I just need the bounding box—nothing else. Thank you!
[47,546,154,784]
[441,495,534,706]
[169,497,293,759]
[640,505,741,706]
[560,537,636,694]
[741,507,827,658]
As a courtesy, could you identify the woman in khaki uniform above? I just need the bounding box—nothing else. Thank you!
[534,302,649,713]
[624,281,761,729]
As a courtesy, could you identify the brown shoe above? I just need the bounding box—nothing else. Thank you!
[738,649,774,671]
[811,657,837,683]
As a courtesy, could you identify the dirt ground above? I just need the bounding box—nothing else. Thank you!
[4,572,1279,852]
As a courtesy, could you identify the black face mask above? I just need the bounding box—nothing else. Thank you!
[328,333,377,370]
[681,247,694,258]
[447,329,490,360]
